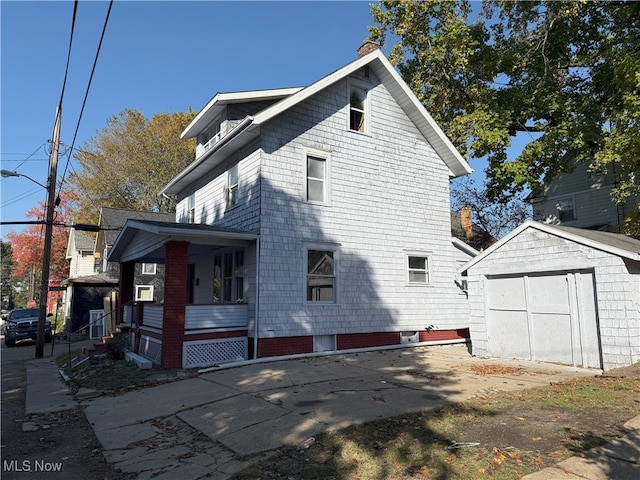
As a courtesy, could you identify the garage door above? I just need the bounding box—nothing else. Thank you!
[486,271,601,368]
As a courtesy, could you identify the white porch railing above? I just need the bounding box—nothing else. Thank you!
[185,304,248,331]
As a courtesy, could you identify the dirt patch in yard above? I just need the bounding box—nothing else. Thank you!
[231,364,640,480]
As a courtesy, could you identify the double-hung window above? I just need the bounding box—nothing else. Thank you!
[213,250,244,303]
[306,248,337,303]
[187,194,196,224]
[306,155,326,203]
[227,164,239,208]
[557,197,575,222]
[349,84,367,133]
[407,255,430,285]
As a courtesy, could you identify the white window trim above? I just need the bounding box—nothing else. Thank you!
[187,193,196,224]
[135,285,155,302]
[304,242,340,305]
[347,78,370,134]
[226,164,240,209]
[404,251,431,286]
[304,148,331,206]
[141,263,156,275]
[556,195,576,222]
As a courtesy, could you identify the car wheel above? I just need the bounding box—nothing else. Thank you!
[45,334,52,343]
[4,338,15,347]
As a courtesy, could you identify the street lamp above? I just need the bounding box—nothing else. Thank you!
[1,170,48,190]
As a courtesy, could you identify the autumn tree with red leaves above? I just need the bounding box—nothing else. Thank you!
[5,193,73,309]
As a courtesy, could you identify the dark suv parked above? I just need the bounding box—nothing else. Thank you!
[4,308,52,347]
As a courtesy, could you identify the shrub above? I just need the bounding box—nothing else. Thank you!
[104,333,129,360]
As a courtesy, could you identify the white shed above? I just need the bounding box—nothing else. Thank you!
[460,220,640,371]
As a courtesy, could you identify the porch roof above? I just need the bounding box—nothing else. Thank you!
[107,220,259,264]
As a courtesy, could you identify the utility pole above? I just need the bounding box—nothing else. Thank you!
[36,107,61,358]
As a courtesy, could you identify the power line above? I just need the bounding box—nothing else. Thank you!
[60,0,114,187]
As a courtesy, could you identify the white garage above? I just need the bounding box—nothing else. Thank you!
[461,221,640,371]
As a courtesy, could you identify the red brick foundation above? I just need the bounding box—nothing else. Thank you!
[253,328,470,358]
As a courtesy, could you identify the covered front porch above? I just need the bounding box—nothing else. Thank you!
[108,220,259,369]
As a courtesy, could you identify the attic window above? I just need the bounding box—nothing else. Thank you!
[362,65,370,79]
[349,85,367,133]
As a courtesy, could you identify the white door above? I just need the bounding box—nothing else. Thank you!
[89,309,105,339]
[486,271,601,368]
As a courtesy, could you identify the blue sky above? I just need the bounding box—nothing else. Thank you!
[1,1,487,241]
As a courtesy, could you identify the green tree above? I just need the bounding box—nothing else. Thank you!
[370,0,639,231]
[67,109,197,224]
[1,241,15,310]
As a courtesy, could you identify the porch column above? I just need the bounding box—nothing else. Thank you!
[118,261,135,318]
[162,241,189,369]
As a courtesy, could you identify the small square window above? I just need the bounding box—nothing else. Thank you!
[141,263,156,275]
[408,256,429,284]
[557,198,575,221]
[136,285,154,302]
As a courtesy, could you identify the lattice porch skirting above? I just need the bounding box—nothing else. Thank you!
[182,337,247,369]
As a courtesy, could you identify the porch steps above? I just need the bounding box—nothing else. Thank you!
[125,351,152,369]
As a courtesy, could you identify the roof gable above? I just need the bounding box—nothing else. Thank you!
[162,48,472,196]
[460,220,640,273]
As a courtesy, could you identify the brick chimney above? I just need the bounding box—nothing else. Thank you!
[461,206,473,240]
[357,41,380,58]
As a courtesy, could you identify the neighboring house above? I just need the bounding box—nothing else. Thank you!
[95,207,175,304]
[62,228,118,336]
[451,206,494,252]
[529,159,634,233]
[108,43,475,369]
[460,220,640,371]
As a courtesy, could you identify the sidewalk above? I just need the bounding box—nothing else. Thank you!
[25,343,640,479]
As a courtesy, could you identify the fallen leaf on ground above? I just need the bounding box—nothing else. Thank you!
[532,436,542,441]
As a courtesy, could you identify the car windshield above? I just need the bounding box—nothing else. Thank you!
[9,309,39,320]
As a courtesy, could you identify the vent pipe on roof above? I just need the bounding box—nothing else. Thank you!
[357,41,380,58]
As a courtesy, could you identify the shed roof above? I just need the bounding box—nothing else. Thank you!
[460,220,640,273]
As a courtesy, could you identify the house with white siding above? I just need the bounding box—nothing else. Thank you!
[107,43,475,369]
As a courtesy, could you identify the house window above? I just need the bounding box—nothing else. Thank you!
[306,155,327,203]
[349,85,367,133]
[187,193,195,224]
[306,249,336,303]
[141,263,156,275]
[557,198,575,221]
[136,285,154,301]
[407,256,430,284]
[213,250,245,303]
[227,164,239,208]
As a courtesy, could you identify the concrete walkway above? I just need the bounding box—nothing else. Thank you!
[25,343,640,479]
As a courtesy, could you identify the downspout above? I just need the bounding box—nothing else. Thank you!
[253,238,260,359]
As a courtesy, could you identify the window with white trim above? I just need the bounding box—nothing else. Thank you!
[187,193,195,224]
[213,249,244,303]
[136,285,154,301]
[141,263,156,275]
[557,197,575,221]
[407,256,430,285]
[227,164,239,208]
[349,84,367,133]
[306,155,327,203]
[306,248,336,303]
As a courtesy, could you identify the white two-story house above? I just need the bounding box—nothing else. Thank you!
[108,43,475,369]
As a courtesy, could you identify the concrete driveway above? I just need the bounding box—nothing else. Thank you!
[79,343,597,479]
